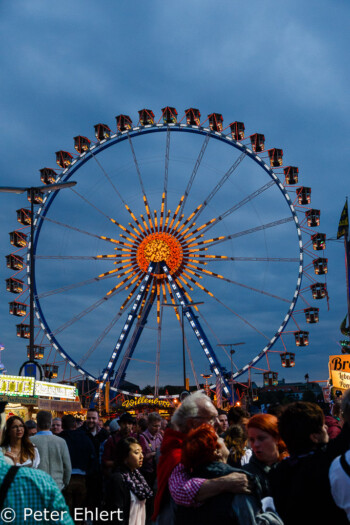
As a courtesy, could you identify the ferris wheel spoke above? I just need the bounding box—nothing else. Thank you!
[156,281,161,325]
[138,214,151,235]
[35,255,117,261]
[165,281,180,319]
[162,262,233,401]
[165,283,200,388]
[188,216,294,249]
[112,283,157,391]
[174,206,201,236]
[188,255,299,263]
[178,132,211,217]
[186,265,290,304]
[91,264,156,398]
[52,294,118,337]
[187,275,270,340]
[52,272,143,338]
[36,268,128,299]
[175,278,199,306]
[160,195,166,231]
[177,274,194,292]
[198,311,240,372]
[70,187,115,222]
[194,181,276,237]
[40,215,119,243]
[78,277,149,368]
[105,270,142,297]
[90,150,127,206]
[168,199,185,231]
[190,151,247,224]
[127,134,155,231]
[110,220,141,241]
[127,134,147,198]
[163,128,171,217]
[180,181,274,241]
[124,204,146,237]
[78,286,139,367]
[154,283,164,396]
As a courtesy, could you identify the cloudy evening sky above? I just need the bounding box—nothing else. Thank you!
[0,1,349,391]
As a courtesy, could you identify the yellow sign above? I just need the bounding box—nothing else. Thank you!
[122,396,171,408]
[329,355,350,390]
[0,376,35,397]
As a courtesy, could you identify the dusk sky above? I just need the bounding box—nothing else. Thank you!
[0,1,349,392]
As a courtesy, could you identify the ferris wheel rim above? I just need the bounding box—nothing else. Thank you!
[30,121,304,390]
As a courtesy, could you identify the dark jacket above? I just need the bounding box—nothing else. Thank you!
[83,426,109,506]
[243,454,275,498]
[269,423,350,525]
[175,462,282,525]
[84,425,109,458]
[106,471,130,525]
[60,428,97,474]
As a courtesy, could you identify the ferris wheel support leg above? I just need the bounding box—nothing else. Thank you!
[112,290,156,392]
[91,262,155,406]
[161,262,236,404]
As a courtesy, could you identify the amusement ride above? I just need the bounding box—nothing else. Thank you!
[5,107,328,404]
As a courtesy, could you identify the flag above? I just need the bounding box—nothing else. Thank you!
[337,200,349,239]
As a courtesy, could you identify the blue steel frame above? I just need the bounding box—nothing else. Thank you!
[93,261,155,403]
[161,262,234,402]
[30,121,304,397]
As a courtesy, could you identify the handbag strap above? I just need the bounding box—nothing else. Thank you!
[0,466,19,509]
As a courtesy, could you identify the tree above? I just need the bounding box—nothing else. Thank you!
[302,389,317,403]
[141,385,153,395]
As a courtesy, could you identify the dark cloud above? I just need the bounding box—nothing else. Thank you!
[0,0,348,388]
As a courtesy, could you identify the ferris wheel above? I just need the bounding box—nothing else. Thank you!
[6,107,328,402]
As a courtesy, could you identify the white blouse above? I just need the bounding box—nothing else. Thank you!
[2,445,40,468]
[129,490,146,525]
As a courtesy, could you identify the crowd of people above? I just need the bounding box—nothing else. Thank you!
[0,391,349,524]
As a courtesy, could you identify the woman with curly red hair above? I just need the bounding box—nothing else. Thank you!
[243,414,288,498]
[176,423,283,525]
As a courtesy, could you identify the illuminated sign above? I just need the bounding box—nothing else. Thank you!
[0,376,35,397]
[34,381,77,400]
[122,396,171,408]
[329,355,350,390]
[0,395,38,405]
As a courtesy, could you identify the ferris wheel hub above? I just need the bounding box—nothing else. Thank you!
[136,232,183,277]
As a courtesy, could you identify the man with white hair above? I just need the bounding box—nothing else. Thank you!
[0,402,74,524]
[153,391,250,524]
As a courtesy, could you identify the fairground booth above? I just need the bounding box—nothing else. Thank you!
[0,375,82,420]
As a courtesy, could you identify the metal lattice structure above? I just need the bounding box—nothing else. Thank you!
[6,108,328,400]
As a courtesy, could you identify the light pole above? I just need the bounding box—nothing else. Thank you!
[217,342,245,405]
[0,181,77,378]
[201,373,212,397]
[162,301,204,390]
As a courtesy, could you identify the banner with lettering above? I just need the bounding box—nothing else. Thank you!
[122,396,171,409]
[329,354,350,390]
